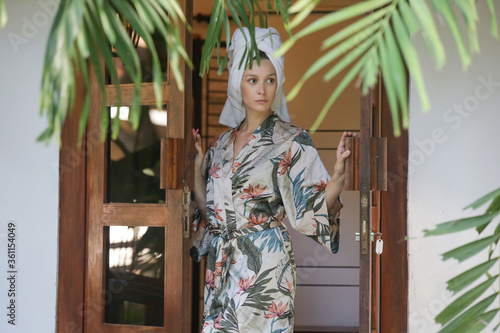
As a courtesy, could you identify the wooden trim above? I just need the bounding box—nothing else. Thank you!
[181,0,194,330]
[101,204,167,226]
[370,191,381,333]
[160,138,185,190]
[105,82,171,106]
[370,83,381,333]
[344,137,386,191]
[358,89,373,333]
[85,65,107,332]
[370,138,386,191]
[380,83,409,332]
[56,73,87,333]
[96,323,168,332]
[164,190,184,332]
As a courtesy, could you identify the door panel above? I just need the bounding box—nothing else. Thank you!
[85,102,175,332]
[83,0,193,331]
[358,88,374,333]
[357,80,386,333]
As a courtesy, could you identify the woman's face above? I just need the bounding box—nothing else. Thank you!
[240,59,277,115]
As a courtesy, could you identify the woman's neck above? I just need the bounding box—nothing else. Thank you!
[239,110,273,132]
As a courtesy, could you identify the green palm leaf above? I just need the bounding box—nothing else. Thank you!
[199,0,291,77]
[0,0,6,27]
[398,0,419,36]
[36,0,190,144]
[438,294,497,333]
[446,258,498,293]
[384,24,408,129]
[287,23,380,101]
[428,188,500,331]
[485,0,499,38]
[1,0,497,144]
[460,309,498,333]
[430,0,471,70]
[378,29,400,136]
[322,7,390,50]
[423,212,500,236]
[410,0,446,69]
[274,0,499,135]
[276,0,414,134]
[309,48,371,132]
[392,10,429,111]
[442,235,500,262]
[435,275,498,325]
[464,188,500,211]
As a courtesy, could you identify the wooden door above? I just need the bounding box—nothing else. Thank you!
[83,1,193,332]
[354,79,408,333]
[347,81,387,333]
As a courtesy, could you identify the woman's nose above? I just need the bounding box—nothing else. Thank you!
[257,84,265,95]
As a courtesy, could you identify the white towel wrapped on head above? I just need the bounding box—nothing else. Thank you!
[219,27,290,128]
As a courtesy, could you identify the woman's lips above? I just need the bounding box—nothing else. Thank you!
[256,99,268,103]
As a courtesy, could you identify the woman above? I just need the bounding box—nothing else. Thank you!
[190,27,356,332]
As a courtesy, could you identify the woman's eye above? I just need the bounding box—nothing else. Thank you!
[249,79,256,84]
[267,78,275,84]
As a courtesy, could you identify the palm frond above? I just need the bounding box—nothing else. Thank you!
[427,187,500,331]
[430,0,471,70]
[37,0,190,144]
[435,275,498,325]
[0,0,7,28]
[271,0,498,135]
[199,0,291,77]
[485,0,499,39]
[438,295,497,333]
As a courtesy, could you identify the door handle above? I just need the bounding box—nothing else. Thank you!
[355,231,383,254]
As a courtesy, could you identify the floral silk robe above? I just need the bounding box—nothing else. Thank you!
[191,114,343,332]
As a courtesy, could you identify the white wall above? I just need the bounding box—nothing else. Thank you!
[408,2,500,332]
[0,1,59,332]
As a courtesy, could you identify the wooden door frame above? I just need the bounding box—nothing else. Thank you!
[379,83,409,333]
[359,81,409,333]
[56,1,194,331]
[56,75,88,333]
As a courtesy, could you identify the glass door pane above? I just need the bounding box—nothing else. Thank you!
[104,226,165,327]
[106,105,167,203]
[108,32,169,85]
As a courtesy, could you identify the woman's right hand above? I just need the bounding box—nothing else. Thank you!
[191,128,208,223]
[192,128,204,172]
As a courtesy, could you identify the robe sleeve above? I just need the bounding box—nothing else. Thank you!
[277,130,343,253]
[190,147,214,262]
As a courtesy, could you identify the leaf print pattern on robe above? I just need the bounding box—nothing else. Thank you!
[190,114,343,332]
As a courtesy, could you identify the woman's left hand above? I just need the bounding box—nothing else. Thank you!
[332,131,357,185]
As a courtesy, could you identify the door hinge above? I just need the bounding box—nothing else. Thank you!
[182,186,191,238]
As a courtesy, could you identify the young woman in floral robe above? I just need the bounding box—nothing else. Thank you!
[190,27,354,333]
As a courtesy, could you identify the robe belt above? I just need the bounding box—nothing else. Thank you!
[208,220,283,239]
[208,221,284,297]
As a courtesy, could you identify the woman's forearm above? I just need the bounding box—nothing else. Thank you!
[325,173,344,211]
[194,169,208,222]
